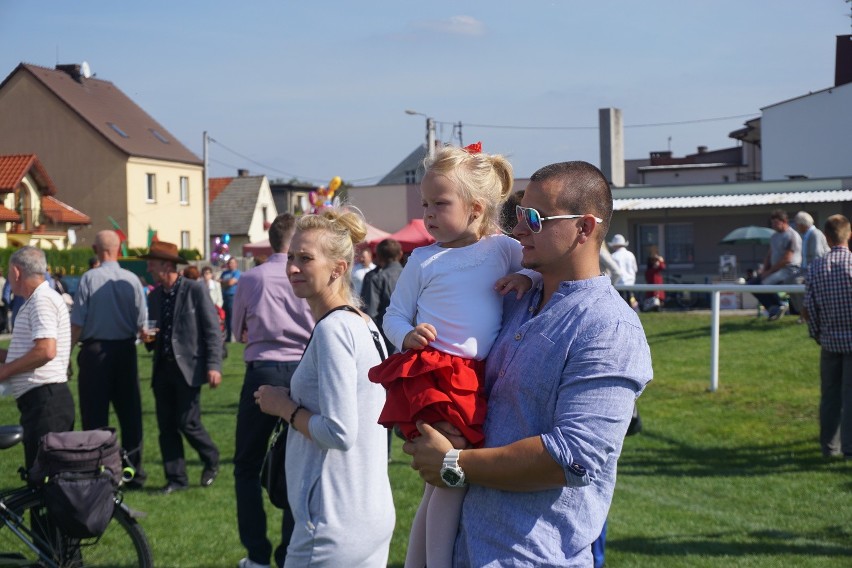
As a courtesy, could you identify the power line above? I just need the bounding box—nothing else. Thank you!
[436,112,760,131]
[208,137,328,183]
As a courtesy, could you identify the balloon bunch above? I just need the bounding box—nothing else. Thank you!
[211,233,231,267]
[308,176,342,213]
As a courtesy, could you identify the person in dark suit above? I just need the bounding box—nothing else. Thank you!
[141,241,222,494]
[362,238,404,356]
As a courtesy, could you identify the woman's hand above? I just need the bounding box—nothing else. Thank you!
[403,323,437,350]
[254,385,295,418]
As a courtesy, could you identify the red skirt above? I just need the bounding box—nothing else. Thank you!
[368,347,487,447]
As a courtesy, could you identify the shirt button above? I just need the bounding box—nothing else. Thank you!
[514,333,522,340]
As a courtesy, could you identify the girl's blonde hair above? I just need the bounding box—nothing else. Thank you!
[295,207,367,307]
[424,144,514,237]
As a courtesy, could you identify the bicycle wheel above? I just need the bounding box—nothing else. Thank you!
[0,488,153,568]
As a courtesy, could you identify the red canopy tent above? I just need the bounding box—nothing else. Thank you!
[365,223,391,247]
[375,219,435,253]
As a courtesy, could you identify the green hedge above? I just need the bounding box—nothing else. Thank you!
[0,246,203,276]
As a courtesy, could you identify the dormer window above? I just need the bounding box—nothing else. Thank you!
[107,122,129,138]
[150,129,169,144]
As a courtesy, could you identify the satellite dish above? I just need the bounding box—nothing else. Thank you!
[80,61,91,79]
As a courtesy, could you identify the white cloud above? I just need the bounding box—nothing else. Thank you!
[414,15,485,37]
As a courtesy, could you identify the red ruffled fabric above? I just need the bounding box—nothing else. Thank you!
[368,347,487,447]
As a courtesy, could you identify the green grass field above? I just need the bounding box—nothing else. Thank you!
[0,312,849,566]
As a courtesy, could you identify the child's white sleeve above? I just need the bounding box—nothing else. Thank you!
[381,258,422,351]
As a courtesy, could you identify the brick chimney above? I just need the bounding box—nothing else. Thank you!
[835,35,852,87]
[237,169,250,177]
[55,64,83,82]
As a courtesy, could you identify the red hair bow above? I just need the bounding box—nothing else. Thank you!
[463,141,482,154]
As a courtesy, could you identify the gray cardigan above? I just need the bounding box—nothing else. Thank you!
[284,310,395,567]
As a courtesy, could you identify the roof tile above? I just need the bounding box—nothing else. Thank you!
[8,64,201,166]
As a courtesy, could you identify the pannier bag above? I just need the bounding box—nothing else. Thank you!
[29,429,122,538]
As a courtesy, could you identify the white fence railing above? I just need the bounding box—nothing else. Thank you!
[615,283,805,393]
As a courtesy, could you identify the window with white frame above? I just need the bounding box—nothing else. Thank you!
[181,231,190,250]
[179,176,189,205]
[637,222,695,268]
[146,173,156,202]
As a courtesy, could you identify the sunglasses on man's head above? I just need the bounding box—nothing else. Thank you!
[515,205,603,234]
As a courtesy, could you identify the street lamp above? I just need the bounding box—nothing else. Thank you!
[405,109,436,159]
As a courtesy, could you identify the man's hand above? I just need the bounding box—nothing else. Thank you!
[207,370,222,389]
[402,323,437,350]
[402,421,454,486]
[495,273,533,299]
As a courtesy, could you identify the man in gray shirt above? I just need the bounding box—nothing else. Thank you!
[71,230,148,488]
[748,209,802,321]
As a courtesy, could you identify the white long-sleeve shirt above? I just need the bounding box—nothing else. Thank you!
[611,247,638,286]
[383,234,523,360]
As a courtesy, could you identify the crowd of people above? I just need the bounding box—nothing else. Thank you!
[4,142,847,567]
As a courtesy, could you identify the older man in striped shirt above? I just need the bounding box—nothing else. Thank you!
[0,246,74,469]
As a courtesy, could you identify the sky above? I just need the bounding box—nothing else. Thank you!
[1,1,851,186]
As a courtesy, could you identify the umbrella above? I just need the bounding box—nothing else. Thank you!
[719,226,775,245]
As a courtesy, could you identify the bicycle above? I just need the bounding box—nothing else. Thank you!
[663,274,701,309]
[0,425,153,567]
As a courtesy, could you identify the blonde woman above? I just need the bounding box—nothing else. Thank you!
[254,209,394,567]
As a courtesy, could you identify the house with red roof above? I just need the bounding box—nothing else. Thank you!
[208,170,277,257]
[0,62,203,250]
[0,153,90,249]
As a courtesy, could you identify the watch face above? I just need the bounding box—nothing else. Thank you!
[442,469,461,486]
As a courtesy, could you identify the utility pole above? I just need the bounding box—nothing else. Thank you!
[426,117,436,160]
[203,131,210,260]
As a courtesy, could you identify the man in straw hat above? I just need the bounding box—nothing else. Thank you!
[141,241,222,494]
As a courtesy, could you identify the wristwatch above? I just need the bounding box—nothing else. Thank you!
[440,449,467,488]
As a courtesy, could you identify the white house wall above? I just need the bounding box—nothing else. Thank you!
[762,84,852,180]
[246,178,278,244]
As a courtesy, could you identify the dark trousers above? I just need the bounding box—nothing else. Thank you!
[747,275,782,310]
[152,358,219,486]
[223,295,235,342]
[234,362,298,567]
[820,349,852,457]
[78,339,146,485]
[16,382,75,469]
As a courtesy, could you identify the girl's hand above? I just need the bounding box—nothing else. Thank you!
[495,273,533,299]
[254,385,293,418]
[403,323,437,350]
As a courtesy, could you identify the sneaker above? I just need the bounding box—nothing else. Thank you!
[160,483,188,495]
[767,304,788,321]
[238,558,270,568]
[201,466,219,487]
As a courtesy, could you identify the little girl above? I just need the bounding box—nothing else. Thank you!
[369,143,526,568]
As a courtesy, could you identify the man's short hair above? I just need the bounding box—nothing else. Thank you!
[529,161,612,242]
[823,214,851,246]
[770,209,788,223]
[375,239,403,263]
[269,213,297,253]
[10,246,47,279]
[793,211,814,228]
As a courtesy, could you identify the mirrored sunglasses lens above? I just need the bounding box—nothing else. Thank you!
[526,208,542,232]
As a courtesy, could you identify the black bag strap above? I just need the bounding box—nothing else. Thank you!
[306,305,386,362]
